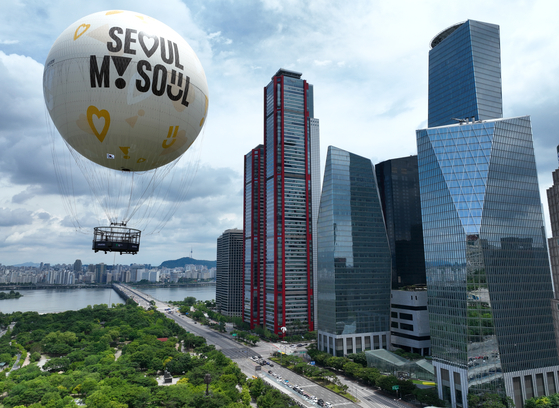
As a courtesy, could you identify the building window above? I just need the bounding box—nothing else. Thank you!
[400,323,413,331]
[400,313,413,321]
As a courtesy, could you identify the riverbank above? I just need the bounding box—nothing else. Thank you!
[130,282,216,288]
[0,284,112,290]
[0,282,215,291]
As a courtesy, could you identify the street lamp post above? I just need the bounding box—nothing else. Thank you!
[204,374,211,396]
[280,327,287,364]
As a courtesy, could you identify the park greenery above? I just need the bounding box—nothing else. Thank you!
[468,392,515,408]
[0,300,298,407]
[301,348,513,408]
[0,291,23,300]
[268,346,444,406]
[525,393,559,408]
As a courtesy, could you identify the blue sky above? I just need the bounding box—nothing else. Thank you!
[0,0,558,266]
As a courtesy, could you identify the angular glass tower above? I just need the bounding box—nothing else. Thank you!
[417,117,559,408]
[428,20,502,128]
[317,146,391,356]
[421,19,559,408]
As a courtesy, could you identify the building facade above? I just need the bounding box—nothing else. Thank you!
[244,145,266,328]
[216,228,244,317]
[317,146,391,356]
[428,20,502,128]
[546,150,559,354]
[390,289,431,356]
[375,156,430,356]
[417,117,559,408]
[419,20,559,408]
[262,68,320,335]
[376,156,426,289]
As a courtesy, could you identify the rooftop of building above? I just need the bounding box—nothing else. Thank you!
[274,68,302,79]
[429,21,465,49]
[419,115,529,131]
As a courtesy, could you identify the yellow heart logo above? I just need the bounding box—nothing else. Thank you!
[86,105,110,143]
[74,24,90,40]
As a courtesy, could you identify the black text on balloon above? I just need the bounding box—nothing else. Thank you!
[135,61,190,106]
[106,26,184,70]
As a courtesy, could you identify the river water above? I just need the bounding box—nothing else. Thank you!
[0,285,216,314]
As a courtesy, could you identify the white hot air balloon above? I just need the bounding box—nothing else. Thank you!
[43,10,209,254]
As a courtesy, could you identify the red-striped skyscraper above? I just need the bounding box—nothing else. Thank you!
[243,69,320,336]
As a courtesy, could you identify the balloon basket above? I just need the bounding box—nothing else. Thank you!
[92,226,141,255]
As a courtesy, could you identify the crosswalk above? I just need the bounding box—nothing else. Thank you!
[220,347,261,359]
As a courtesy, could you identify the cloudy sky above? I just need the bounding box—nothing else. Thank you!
[0,0,558,267]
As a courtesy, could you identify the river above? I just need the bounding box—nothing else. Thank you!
[0,285,216,314]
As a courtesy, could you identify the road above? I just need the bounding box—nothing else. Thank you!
[118,284,404,408]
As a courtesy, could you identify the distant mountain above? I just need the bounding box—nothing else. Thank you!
[160,257,216,269]
[11,262,40,267]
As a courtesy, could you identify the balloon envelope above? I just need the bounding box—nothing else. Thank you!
[43,10,209,172]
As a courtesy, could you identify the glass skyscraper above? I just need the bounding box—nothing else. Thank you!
[243,145,266,327]
[317,146,391,356]
[376,156,431,356]
[375,156,426,289]
[243,69,320,336]
[216,228,244,317]
[420,19,559,408]
[546,151,559,363]
[428,20,502,128]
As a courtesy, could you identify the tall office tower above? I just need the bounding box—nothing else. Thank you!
[94,263,106,284]
[243,145,266,328]
[546,148,559,353]
[73,259,82,273]
[264,68,320,335]
[428,20,502,128]
[216,229,244,317]
[316,146,391,356]
[376,156,430,356]
[419,21,558,408]
[375,156,426,289]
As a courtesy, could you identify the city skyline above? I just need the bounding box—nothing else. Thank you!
[1,1,559,266]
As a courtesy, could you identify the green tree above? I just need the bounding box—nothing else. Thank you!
[166,353,192,375]
[415,388,445,406]
[248,377,265,400]
[43,357,71,372]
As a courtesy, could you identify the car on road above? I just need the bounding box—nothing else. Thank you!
[317,399,324,407]
[268,370,273,374]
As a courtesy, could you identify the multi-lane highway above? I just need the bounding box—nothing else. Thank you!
[116,284,405,408]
